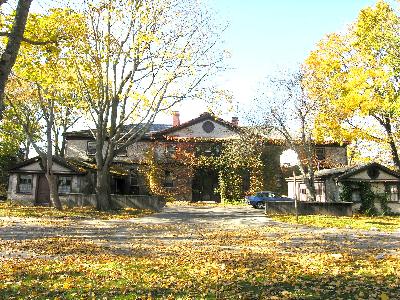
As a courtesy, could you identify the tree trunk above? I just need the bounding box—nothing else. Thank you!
[23,139,30,160]
[44,97,62,210]
[0,0,33,117]
[45,172,62,210]
[96,168,112,211]
[382,118,400,171]
[45,132,62,210]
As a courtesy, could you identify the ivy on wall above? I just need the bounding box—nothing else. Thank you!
[140,138,265,203]
[339,182,391,216]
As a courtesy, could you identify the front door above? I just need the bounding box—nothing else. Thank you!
[192,169,220,202]
[36,175,50,206]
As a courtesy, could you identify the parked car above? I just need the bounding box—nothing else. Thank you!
[246,191,294,209]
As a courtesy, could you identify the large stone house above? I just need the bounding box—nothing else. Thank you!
[7,112,348,206]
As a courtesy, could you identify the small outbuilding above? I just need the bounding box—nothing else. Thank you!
[7,156,89,206]
[286,162,400,213]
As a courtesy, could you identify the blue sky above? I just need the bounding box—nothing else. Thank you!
[169,0,385,124]
[30,0,387,124]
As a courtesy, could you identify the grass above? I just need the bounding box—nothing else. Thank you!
[0,202,154,220]
[271,214,400,232]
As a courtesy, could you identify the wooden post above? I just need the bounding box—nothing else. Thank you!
[293,169,298,223]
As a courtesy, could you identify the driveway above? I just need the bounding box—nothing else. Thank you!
[1,203,399,258]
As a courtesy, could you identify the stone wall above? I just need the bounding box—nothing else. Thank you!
[264,201,353,216]
[352,200,400,214]
[10,192,166,212]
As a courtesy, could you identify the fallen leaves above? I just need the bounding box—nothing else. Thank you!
[0,206,400,299]
[0,202,154,220]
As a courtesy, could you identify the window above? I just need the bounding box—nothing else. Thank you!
[87,141,96,155]
[388,184,399,202]
[202,121,215,133]
[130,170,140,195]
[315,147,325,160]
[18,174,33,193]
[165,144,177,156]
[58,176,72,194]
[163,170,173,188]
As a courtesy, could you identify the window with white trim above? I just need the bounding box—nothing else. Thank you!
[18,174,33,193]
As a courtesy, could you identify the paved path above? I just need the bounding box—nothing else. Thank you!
[1,204,400,258]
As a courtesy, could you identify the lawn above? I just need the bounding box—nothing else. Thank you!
[271,214,400,232]
[1,204,399,299]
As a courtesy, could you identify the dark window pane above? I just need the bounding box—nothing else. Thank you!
[87,142,96,155]
[315,147,325,160]
[58,176,72,194]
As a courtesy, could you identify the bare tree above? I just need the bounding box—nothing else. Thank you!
[252,71,318,201]
[73,0,225,210]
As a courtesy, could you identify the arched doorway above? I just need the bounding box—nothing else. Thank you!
[192,168,220,202]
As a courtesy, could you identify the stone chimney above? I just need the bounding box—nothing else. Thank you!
[172,111,180,127]
[231,116,239,126]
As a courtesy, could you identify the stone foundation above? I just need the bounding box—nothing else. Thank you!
[264,201,353,217]
[10,193,166,212]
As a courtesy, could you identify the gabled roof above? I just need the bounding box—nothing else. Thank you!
[313,162,400,180]
[9,156,87,174]
[153,112,239,137]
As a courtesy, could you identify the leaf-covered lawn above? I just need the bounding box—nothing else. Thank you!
[0,202,153,220]
[1,204,399,299]
[271,214,400,232]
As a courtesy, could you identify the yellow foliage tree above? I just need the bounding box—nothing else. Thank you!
[5,8,86,209]
[303,0,400,169]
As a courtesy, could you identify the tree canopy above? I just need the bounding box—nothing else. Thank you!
[303,0,400,169]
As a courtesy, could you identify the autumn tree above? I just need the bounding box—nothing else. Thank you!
[5,9,85,209]
[251,71,318,201]
[73,0,225,210]
[303,0,400,170]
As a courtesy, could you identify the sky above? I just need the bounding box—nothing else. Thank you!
[160,0,382,125]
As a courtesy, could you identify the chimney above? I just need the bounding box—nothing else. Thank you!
[172,111,180,127]
[231,116,239,126]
